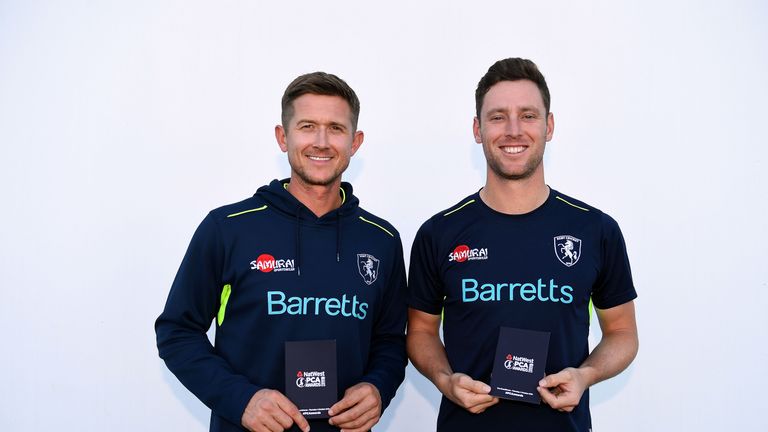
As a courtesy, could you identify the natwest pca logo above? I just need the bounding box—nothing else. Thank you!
[295,370,326,388]
[448,244,488,262]
[250,253,295,272]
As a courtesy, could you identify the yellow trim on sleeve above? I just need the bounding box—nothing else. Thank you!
[555,196,589,212]
[443,199,476,216]
[359,216,394,237]
[217,284,232,326]
[226,206,268,218]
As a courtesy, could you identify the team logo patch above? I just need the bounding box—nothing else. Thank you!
[250,253,296,272]
[448,244,489,262]
[554,235,581,267]
[357,254,379,285]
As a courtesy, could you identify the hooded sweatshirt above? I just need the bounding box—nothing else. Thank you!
[156,179,407,432]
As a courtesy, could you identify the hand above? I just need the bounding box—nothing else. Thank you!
[328,382,381,432]
[241,389,310,432]
[537,367,590,412]
[440,372,499,414]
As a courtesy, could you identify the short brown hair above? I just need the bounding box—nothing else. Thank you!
[281,72,361,130]
[475,58,551,121]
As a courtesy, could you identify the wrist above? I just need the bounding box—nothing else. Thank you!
[575,365,599,388]
[433,370,453,395]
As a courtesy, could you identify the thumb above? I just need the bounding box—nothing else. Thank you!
[469,379,492,394]
[539,370,568,388]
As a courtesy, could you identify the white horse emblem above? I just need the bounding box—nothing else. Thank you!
[357,254,380,285]
[554,235,582,267]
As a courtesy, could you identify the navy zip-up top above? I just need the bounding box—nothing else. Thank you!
[156,179,408,431]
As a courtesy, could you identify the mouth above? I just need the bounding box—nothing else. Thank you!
[500,145,526,154]
[307,155,333,161]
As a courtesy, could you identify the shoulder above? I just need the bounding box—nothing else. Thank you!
[355,208,401,240]
[549,188,623,232]
[418,192,481,234]
[207,196,270,224]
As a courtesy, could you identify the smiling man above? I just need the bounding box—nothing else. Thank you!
[407,58,639,431]
[156,72,407,432]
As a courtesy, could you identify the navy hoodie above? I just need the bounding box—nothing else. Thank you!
[156,179,407,432]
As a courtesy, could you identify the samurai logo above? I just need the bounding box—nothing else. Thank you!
[554,235,582,267]
[357,254,380,285]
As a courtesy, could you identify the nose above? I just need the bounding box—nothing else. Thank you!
[505,118,522,137]
[314,127,331,148]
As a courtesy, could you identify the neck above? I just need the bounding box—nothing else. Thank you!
[285,177,342,217]
[480,169,549,215]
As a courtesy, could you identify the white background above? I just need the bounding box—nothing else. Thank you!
[1,1,766,431]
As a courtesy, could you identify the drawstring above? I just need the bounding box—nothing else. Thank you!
[294,202,342,275]
[336,212,341,262]
[295,206,301,276]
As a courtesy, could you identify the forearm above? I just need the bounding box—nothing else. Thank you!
[578,326,638,387]
[360,333,407,410]
[406,329,454,394]
[156,321,261,423]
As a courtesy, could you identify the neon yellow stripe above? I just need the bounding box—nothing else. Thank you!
[217,284,232,326]
[556,196,589,212]
[588,297,593,324]
[443,199,476,217]
[359,216,394,237]
[227,206,268,218]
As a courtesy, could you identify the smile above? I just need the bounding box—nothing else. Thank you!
[307,156,333,161]
[501,146,526,154]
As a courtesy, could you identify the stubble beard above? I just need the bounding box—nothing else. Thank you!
[483,144,544,181]
[291,157,349,187]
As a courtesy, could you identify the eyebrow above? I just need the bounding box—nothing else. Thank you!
[485,106,543,116]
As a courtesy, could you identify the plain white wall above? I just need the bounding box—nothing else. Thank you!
[1,0,766,430]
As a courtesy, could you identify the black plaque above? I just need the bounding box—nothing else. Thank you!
[285,339,338,419]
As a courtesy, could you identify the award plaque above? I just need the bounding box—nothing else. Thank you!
[285,339,338,419]
[489,327,550,404]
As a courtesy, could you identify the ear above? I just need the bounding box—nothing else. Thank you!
[545,112,555,142]
[350,130,364,156]
[275,125,288,152]
[473,117,482,144]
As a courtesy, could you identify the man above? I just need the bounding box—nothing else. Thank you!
[156,72,407,432]
[407,58,639,431]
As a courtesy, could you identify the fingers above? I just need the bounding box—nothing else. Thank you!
[447,373,497,412]
[241,389,309,432]
[538,369,570,388]
[329,383,381,431]
[537,369,583,413]
[332,408,379,432]
[467,396,500,414]
[275,395,310,432]
[456,374,492,394]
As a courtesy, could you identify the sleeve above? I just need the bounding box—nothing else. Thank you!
[155,213,260,425]
[360,234,408,412]
[591,213,638,309]
[407,219,445,315]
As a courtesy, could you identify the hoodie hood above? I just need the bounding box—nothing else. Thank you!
[255,178,360,223]
[254,178,360,274]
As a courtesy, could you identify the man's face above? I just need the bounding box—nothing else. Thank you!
[473,80,554,181]
[275,94,363,188]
